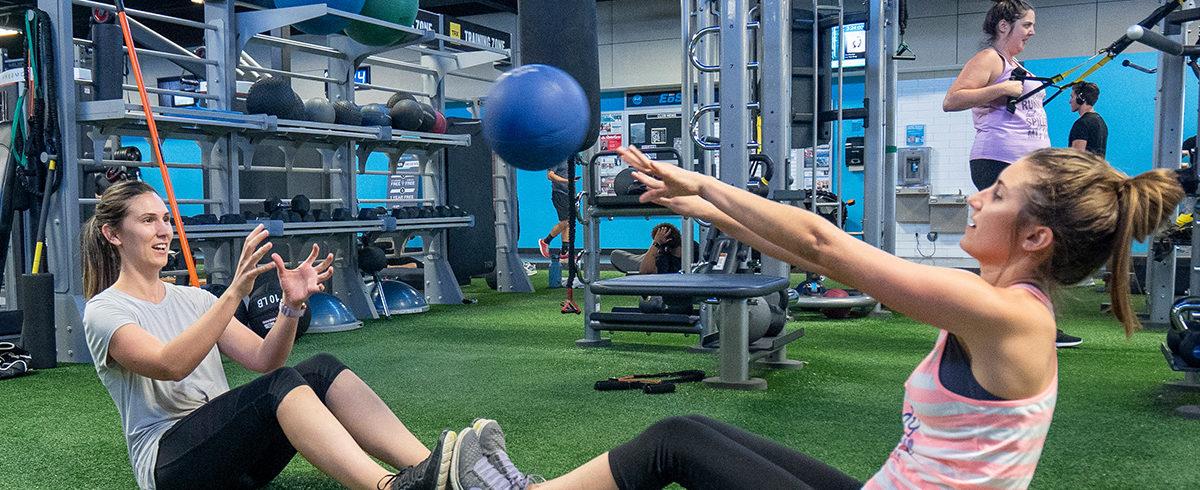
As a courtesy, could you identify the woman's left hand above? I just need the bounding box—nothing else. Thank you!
[272,244,335,308]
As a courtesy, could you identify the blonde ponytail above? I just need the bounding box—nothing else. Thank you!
[1107,170,1185,335]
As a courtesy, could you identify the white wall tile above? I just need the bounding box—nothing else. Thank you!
[610,0,680,44]
[611,39,683,89]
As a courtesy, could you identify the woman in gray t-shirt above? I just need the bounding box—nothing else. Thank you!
[82,181,456,490]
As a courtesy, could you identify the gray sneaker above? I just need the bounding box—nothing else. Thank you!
[380,429,457,490]
[471,418,507,454]
[451,428,532,490]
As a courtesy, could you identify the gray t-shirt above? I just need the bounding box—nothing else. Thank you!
[84,283,230,490]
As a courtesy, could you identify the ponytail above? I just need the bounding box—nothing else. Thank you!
[1107,170,1184,335]
[82,215,121,298]
[1022,149,1184,336]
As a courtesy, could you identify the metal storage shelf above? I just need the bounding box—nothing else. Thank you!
[35,0,513,363]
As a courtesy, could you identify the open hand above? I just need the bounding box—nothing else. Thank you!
[227,225,277,299]
[272,244,335,308]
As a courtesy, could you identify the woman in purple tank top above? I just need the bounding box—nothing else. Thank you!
[944,0,1049,192]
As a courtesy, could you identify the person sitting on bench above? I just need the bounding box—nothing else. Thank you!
[438,146,1183,489]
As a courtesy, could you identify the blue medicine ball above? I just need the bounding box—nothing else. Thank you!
[483,64,589,171]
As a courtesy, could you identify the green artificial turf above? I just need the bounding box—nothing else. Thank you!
[3,273,1200,488]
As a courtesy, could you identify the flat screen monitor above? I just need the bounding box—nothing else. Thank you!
[595,148,680,199]
[831,22,866,69]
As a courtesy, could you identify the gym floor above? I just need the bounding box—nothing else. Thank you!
[4,272,1200,488]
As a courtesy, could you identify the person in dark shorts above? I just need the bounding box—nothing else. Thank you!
[539,155,581,259]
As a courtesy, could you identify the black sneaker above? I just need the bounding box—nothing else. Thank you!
[1055,329,1083,348]
[379,429,457,490]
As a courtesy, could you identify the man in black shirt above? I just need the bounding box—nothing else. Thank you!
[1054,81,1107,349]
[1068,81,1107,157]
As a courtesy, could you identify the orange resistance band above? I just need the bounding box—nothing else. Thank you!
[116,9,200,287]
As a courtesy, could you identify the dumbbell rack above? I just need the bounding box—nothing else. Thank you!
[36,0,509,363]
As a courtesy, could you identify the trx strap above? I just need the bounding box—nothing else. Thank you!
[1006,0,1185,113]
[562,153,582,314]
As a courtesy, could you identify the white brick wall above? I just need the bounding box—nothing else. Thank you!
[893,77,978,266]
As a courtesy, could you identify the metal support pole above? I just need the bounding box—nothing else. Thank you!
[759,0,791,281]
[41,0,87,363]
[680,0,696,269]
[702,299,768,389]
[718,0,751,189]
[863,0,888,249]
[1147,19,1187,329]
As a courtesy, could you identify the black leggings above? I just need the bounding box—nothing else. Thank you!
[154,353,348,490]
[608,415,862,490]
[970,158,1010,191]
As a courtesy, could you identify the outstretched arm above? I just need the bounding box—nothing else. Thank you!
[620,147,1042,338]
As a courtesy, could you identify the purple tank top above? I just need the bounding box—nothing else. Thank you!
[969,49,1050,164]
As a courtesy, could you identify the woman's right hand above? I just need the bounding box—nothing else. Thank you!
[226,224,277,299]
[619,146,712,201]
[996,79,1024,99]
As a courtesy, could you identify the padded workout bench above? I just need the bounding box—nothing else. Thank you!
[588,274,804,390]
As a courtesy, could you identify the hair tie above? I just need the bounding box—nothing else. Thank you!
[1116,178,1134,201]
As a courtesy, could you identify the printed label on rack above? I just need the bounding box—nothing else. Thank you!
[440,16,510,51]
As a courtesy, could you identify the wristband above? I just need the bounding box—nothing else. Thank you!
[279,302,307,318]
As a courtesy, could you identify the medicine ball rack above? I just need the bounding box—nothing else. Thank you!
[31,0,510,363]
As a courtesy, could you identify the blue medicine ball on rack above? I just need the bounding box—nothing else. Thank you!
[372,280,429,315]
[483,64,589,171]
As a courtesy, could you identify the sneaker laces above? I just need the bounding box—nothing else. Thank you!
[488,451,533,489]
[377,464,419,490]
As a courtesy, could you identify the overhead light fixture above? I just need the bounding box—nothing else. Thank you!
[0,27,20,37]
[190,0,204,4]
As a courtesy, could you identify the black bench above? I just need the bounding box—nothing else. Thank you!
[586,273,803,390]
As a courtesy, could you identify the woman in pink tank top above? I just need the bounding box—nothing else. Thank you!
[944,0,1050,192]
[453,147,1183,490]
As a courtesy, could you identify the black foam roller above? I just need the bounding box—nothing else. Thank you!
[17,274,56,369]
[90,22,124,101]
[519,0,601,151]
